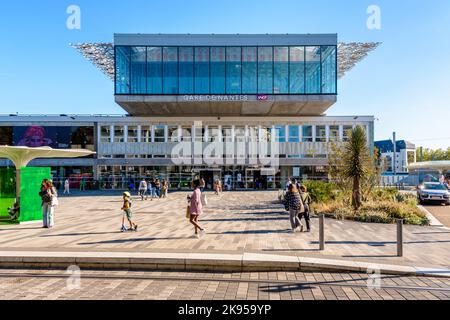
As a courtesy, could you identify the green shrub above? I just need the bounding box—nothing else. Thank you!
[302,180,339,204]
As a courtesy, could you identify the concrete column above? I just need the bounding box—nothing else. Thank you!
[325,125,330,142]
[137,125,142,143]
[109,125,114,143]
[123,125,128,143]
[339,125,344,141]
[312,125,317,142]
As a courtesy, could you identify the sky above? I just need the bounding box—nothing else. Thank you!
[0,0,449,149]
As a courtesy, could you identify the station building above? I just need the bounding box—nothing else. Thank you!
[0,34,379,190]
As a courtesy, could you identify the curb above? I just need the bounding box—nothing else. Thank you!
[418,205,445,227]
[0,251,449,278]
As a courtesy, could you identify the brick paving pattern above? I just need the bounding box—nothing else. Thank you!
[0,268,449,300]
[0,191,449,269]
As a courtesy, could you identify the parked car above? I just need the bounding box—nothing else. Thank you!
[417,182,450,205]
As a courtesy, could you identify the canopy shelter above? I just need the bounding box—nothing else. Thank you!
[0,146,96,201]
[408,161,450,173]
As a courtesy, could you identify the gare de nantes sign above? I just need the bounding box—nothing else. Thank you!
[182,95,270,102]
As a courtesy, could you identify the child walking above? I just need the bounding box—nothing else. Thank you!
[121,191,138,232]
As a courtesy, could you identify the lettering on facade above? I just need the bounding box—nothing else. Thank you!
[182,95,249,102]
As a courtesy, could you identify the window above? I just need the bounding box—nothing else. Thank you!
[274,125,286,142]
[127,126,138,142]
[288,125,299,142]
[234,127,246,142]
[115,47,130,94]
[258,47,273,94]
[260,127,272,142]
[100,126,111,143]
[168,126,179,142]
[210,47,225,94]
[206,125,220,142]
[153,125,166,142]
[195,47,209,94]
[163,47,178,94]
[305,46,321,94]
[179,47,194,94]
[226,47,241,94]
[147,47,162,94]
[242,47,257,94]
[302,125,313,142]
[141,126,151,143]
[114,126,125,143]
[274,47,289,94]
[181,126,192,142]
[321,46,336,94]
[248,126,259,142]
[222,126,233,142]
[289,47,305,94]
[316,125,326,142]
[329,125,340,141]
[343,125,353,141]
[130,47,146,94]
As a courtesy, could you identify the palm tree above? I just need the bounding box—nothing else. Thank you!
[342,126,372,210]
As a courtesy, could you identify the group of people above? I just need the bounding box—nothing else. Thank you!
[283,180,312,233]
[137,178,168,201]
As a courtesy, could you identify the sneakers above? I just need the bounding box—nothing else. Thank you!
[200,228,206,236]
[134,225,138,232]
[120,225,127,232]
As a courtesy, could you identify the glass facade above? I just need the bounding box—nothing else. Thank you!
[115,46,337,95]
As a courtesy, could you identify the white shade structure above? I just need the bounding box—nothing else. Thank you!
[408,161,450,172]
[0,146,96,200]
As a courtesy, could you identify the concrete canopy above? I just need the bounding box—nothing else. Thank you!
[0,146,96,200]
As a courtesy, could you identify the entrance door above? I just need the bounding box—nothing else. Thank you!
[199,170,221,190]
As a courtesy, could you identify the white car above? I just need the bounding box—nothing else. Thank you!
[417,182,450,205]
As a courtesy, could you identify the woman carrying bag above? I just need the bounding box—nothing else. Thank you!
[187,179,206,239]
[283,183,305,233]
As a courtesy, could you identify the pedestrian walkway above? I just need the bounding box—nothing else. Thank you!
[0,191,449,270]
[0,269,449,300]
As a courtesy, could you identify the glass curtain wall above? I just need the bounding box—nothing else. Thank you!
[116,45,336,95]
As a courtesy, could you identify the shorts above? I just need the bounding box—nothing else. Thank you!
[123,209,132,220]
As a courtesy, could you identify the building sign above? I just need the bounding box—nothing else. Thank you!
[183,95,248,102]
[257,94,269,101]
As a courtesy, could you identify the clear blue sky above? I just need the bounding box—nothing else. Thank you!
[0,0,449,149]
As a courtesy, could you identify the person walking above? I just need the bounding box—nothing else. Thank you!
[63,178,70,195]
[79,176,86,191]
[155,179,161,198]
[188,179,206,238]
[299,185,312,232]
[39,179,58,228]
[147,179,154,201]
[138,179,148,201]
[283,183,304,233]
[161,179,168,198]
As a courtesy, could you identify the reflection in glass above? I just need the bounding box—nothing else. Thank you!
[242,47,257,94]
[211,47,226,94]
[116,47,130,94]
[321,46,336,94]
[289,47,305,94]
[163,47,178,94]
[274,47,289,94]
[130,47,146,94]
[258,47,273,94]
[226,47,241,94]
[147,47,162,94]
[305,46,321,94]
[195,47,210,94]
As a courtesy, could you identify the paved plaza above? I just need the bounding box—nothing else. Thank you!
[0,191,449,270]
[0,268,449,300]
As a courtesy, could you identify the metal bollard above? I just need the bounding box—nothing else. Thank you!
[397,219,403,257]
[319,214,325,251]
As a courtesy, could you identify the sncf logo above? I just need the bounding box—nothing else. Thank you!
[257,95,269,101]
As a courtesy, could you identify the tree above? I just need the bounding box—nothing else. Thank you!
[416,147,450,162]
[328,126,374,210]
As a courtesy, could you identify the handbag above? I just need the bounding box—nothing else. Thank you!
[186,205,191,219]
[201,193,208,206]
